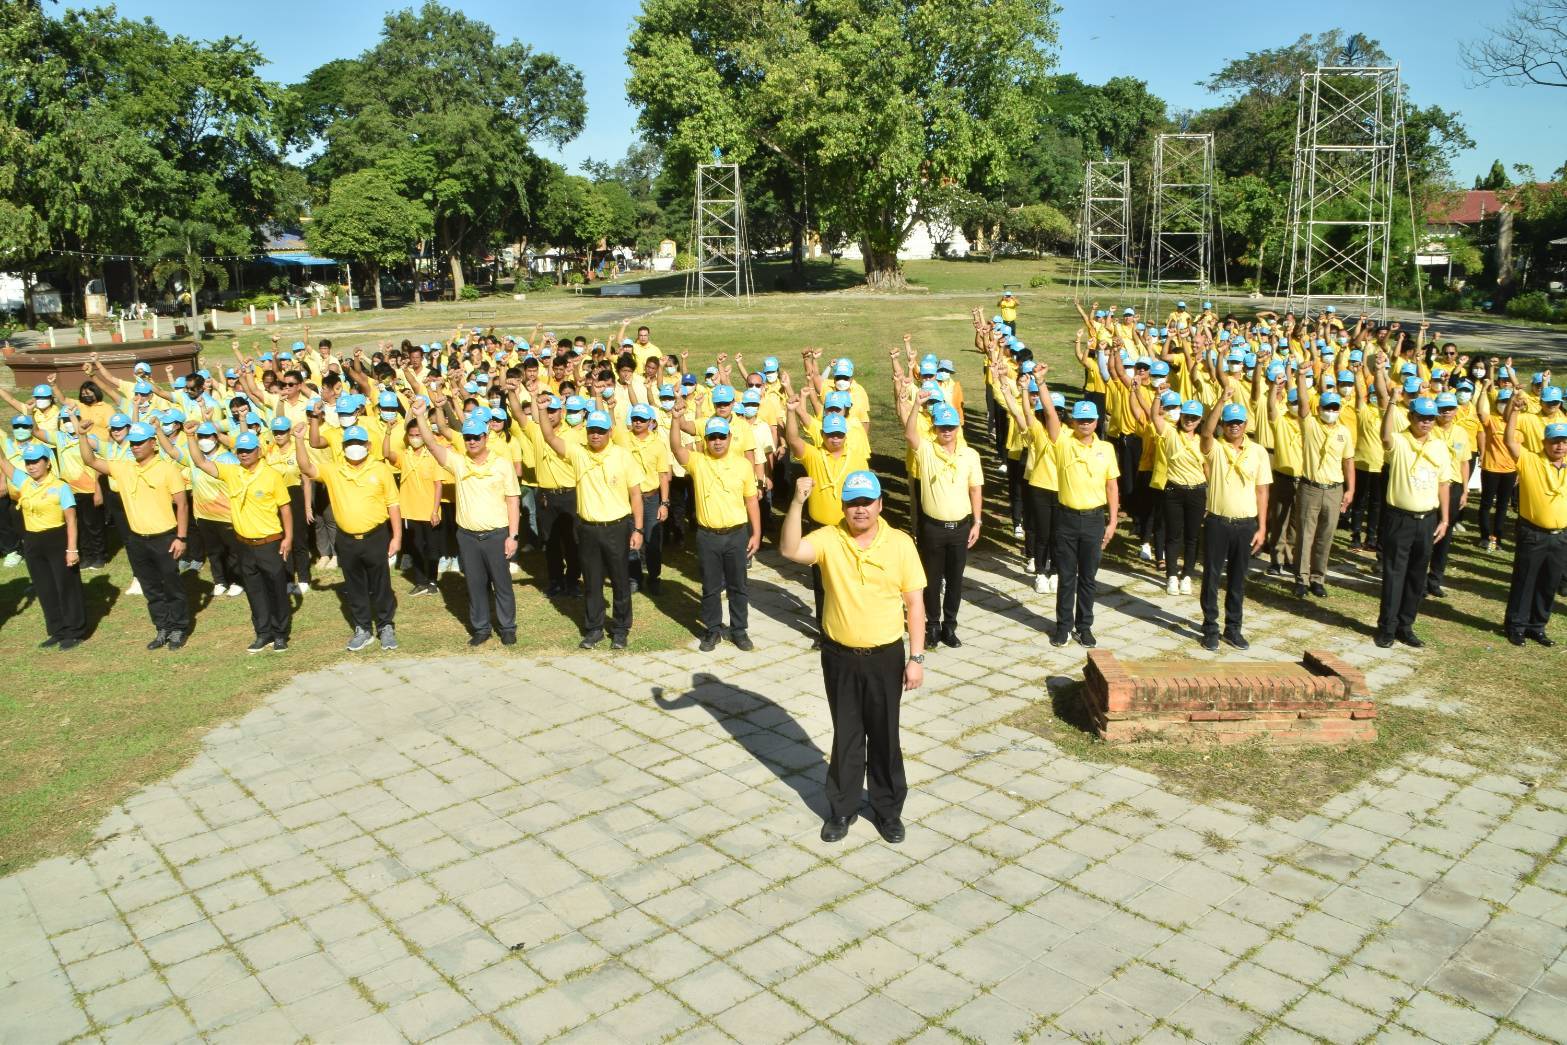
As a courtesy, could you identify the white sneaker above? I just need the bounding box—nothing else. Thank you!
[2,551,21,568]
[226,583,245,597]
[126,577,143,596]
[438,556,452,575]
[1013,524,1025,539]
[297,582,310,594]
[1139,542,1154,562]
[1166,575,1180,596]
[508,562,521,576]
[1025,557,1034,572]
[1047,574,1058,593]
[1034,574,1049,594]
[1180,576,1192,595]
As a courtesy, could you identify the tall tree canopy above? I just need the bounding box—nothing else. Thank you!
[308,169,433,309]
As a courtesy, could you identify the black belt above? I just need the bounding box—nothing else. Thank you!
[1298,478,1342,490]
[1521,519,1566,535]
[1207,513,1257,524]
[820,638,903,656]
[699,523,745,535]
[340,522,388,540]
[580,516,629,527]
[1385,505,1437,519]
[923,515,972,530]
[1059,505,1106,515]
[1166,482,1207,491]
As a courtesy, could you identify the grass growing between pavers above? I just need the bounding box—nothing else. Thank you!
[4,255,1567,873]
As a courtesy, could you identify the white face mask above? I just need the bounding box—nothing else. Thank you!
[601,387,614,399]
[1321,410,1340,425]
[380,410,397,422]
[1163,409,1180,422]
[834,378,851,392]
[62,421,76,435]
[161,422,178,435]
[1458,390,1473,404]
[197,437,218,453]
[660,400,675,412]
[765,372,777,383]
[343,443,369,462]
[35,398,52,411]
[406,435,424,448]
[664,365,678,376]
[12,428,30,441]
[1304,378,1315,389]
[938,372,951,383]
[566,411,585,427]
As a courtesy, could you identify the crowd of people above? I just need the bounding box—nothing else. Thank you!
[4,299,1564,841]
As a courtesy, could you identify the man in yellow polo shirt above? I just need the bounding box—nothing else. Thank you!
[296,424,402,652]
[779,469,926,846]
[785,399,867,631]
[670,407,760,652]
[1293,369,1355,599]
[1374,372,1452,648]
[1198,403,1271,650]
[624,404,672,595]
[537,407,644,650]
[185,427,294,653]
[903,396,982,650]
[413,400,521,647]
[1501,395,1567,645]
[78,419,191,650]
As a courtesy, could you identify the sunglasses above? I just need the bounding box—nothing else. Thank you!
[283,381,300,387]
[462,434,485,442]
[843,498,876,508]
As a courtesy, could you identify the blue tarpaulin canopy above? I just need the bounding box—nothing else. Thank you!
[261,252,339,267]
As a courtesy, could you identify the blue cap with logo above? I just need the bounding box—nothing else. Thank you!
[1545,386,1564,404]
[1050,392,1066,410]
[585,410,612,431]
[341,425,369,443]
[1546,423,1567,440]
[762,356,779,373]
[938,358,955,373]
[1180,399,1204,417]
[378,391,400,409]
[234,431,260,451]
[1410,397,1438,417]
[821,413,849,436]
[109,412,130,428]
[133,380,154,395]
[1221,403,1247,424]
[336,396,359,415]
[704,416,730,437]
[711,384,736,404]
[630,404,655,422]
[1159,391,1181,408]
[932,404,960,427]
[841,470,882,502]
[832,360,854,378]
[1150,360,1170,377]
[127,422,155,442]
[742,388,762,405]
[564,395,588,412]
[460,415,488,436]
[1319,392,1343,408]
[1071,401,1099,421]
[31,384,52,398]
[160,408,185,425]
[1337,369,1355,384]
[21,442,50,462]
[824,391,852,411]
[195,421,218,436]
[1434,392,1458,409]
[270,416,291,433]
[1402,377,1423,395]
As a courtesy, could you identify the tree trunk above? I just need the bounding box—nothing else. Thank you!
[860,244,906,290]
[371,260,383,310]
[1497,210,1516,292]
[187,250,201,338]
[23,268,35,328]
[448,253,465,299]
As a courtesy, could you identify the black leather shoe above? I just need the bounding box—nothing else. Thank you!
[1049,630,1071,647]
[246,637,271,654]
[1223,631,1249,651]
[164,630,186,651]
[579,631,604,650]
[39,636,60,648]
[1200,634,1220,652]
[925,625,940,648]
[1293,582,1308,598]
[500,632,517,646]
[1508,631,1527,646]
[1395,630,1424,649]
[1530,632,1556,647]
[730,630,754,652]
[873,816,906,844]
[1374,635,1395,648]
[1076,629,1097,648]
[820,814,857,843]
[271,638,288,652]
[146,630,168,650]
[57,638,80,651]
[468,632,491,647]
[698,630,720,652]
[611,634,629,650]
[939,624,961,648]
[1310,582,1327,597]
[1426,581,1446,598]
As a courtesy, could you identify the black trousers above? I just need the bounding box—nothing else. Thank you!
[577,517,632,638]
[1004,456,1025,529]
[239,538,291,643]
[537,487,580,586]
[811,563,825,623]
[0,496,21,556]
[1263,474,1298,564]
[125,528,188,633]
[1480,470,1516,544]
[286,485,312,583]
[1351,467,1385,546]
[1428,484,1464,583]
[1117,435,1142,502]
[919,516,970,627]
[1201,515,1256,638]
[456,526,515,638]
[336,522,396,631]
[1506,520,1567,636]
[1377,506,1437,640]
[24,526,85,641]
[1026,486,1057,576]
[634,491,663,584]
[1164,484,1206,580]
[669,475,694,538]
[697,525,749,633]
[1054,507,1105,634]
[105,489,129,554]
[821,639,907,821]
[989,391,1009,454]
[404,520,441,587]
[77,484,106,566]
[195,518,241,588]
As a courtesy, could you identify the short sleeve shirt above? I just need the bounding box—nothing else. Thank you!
[805,522,926,648]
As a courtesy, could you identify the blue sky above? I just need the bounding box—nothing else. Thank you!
[114,0,1564,185]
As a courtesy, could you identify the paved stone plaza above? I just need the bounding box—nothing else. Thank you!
[2,552,1565,1043]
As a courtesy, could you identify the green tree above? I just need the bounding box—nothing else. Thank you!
[1476,159,1513,190]
[1003,203,1074,255]
[534,172,613,282]
[307,170,432,310]
[147,211,252,335]
[627,0,1059,289]
[298,2,585,297]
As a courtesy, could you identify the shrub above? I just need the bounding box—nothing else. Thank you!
[459,284,481,300]
[1506,291,1566,323]
[1028,272,1049,288]
[566,271,585,286]
[674,251,696,271]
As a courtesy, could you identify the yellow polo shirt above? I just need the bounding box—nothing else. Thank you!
[1354,403,1385,471]
[529,423,585,490]
[627,432,671,494]
[1159,427,1207,488]
[687,449,754,529]
[1271,413,1303,477]
[1517,451,1567,530]
[807,521,926,648]
[1299,415,1353,486]
[566,443,642,523]
[915,441,982,521]
[798,444,867,525]
[392,445,448,522]
[213,461,289,540]
[312,456,400,534]
[1055,433,1119,510]
[9,474,74,532]
[1025,420,1060,491]
[1384,431,1453,513]
[1480,416,1517,475]
[1435,423,1469,483]
[445,451,520,531]
[106,456,184,535]
[1206,439,1272,518]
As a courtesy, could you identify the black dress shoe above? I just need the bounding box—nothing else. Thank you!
[1200,634,1221,652]
[611,634,629,650]
[272,638,288,652]
[1310,582,1327,597]
[1223,631,1249,651]
[1508,631,1527,646]
[579,631,604,649]
[820,814,857,843]
[468,632,491,647]
[698,630,720,652]
[925,625,940,648]
[1374,635,1395,648]
[1076,629,1097,648]
[730,630,754,652]
[873,816,906,844]
[164,630,186,651]
[1529,632,1556,647]
[39,636,60,648]
[1293,582,1308,598]
[1426,581,1446,598]
[1395,630,1424,649]
[246,637,272,654]
[500,632,517,646]
[146,630,168,650]
[57,638,80,651]
[1049,630,1071,647]
[939,624,961,648]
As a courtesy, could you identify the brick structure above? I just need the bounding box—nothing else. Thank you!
[1080,648,1375,746]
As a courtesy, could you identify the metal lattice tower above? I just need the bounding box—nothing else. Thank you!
[1144,133,1214,317]
[1076,161,1131,298]
[1284,65,1403,319]
[685,163,754,305]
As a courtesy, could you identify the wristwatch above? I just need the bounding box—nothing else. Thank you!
[909,653,925,665]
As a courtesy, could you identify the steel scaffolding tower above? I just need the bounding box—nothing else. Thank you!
[1144,133,1214,317]
[685,163,754,305]
[1283,65,1403,319]
[1076,161,1131,298]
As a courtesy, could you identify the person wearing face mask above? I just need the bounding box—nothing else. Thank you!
[1424,393,1471,599]
[296,424,402,652]
[0,383,66,438]
[1476,384,1518,554]
[0,441,86,648]
[78,419,191,649]
[528,392,587,597]
[263,416,312,594]
[1292,367,1355,599]
[1127,387,1206,597]
[1499,396,1567,645]
[1263,368,1303,578]
[383,415,447,595]
[170,420,244,599]
[1,416,50,568]
[44,404,108,571]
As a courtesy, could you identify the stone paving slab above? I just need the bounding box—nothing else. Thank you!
[5,552,1566,1043]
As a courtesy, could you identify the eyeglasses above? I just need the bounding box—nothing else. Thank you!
[282,381,300,387]
[462,434,484,442]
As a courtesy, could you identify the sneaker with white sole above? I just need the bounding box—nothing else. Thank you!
[1047,574,1058,593]
[297,582,310,594]
[1013,524,1025,539]
[1166,575,1180,596]
[1139,542,1154,562]
[346,628,374,652]
[1034,574,1049,594]
[508,561,521,576]
[126,577,143,596]
[378,624,398,650]
[1025,557,1035,572]
[226,583,245,597]
[2,551,21,568]
[1179,576,1192,595]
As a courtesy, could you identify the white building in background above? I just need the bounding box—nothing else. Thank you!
[0,273,24,312]
[837,219,971,262]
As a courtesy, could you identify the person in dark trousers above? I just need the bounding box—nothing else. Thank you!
[78,419,190,650]
[0,442,86,648]
[296,424,402,652]
[1499,396,1567,645]
[903,390,982,649]
[1126,388,1208,596]
[1476,386,1517,553]
[412,399,521,646]
[624,404,672,595]
[1425,392,1470,598]
[779,470,926,846]
[1197,403,1271,650]
[669,407,761,651]
[532,394,586,596]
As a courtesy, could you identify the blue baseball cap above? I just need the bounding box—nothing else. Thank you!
[1122,307,1136,317]
[195,421,218,436]
[657,385,676,400]
[336,397,359,415]
[682,373,697,386]
[564,396,588,412]
[9,415,32,430]
[1402,377,1423,395]
[1544,387,1564,404]
[919,361,937,377]
[341,425,369,443]
[704,416,731,437]
[1220,404,1247,424]
[259,352,274,362]
[931,404,960,427]
[1534,372,1547,385]
[938,359,955,373]
[1399,363,1418,377]
[1071,401,1099,421]
[270,416,292,433]
[1050,392,1066,410]
[841,470,881,502]
[832,360,854,378]
[1176,300,1186,308]
[30,384,52,398]
[546,396,563,411]
[160,409,185,424]
[711,384,736,404]
[1319,392,1343,408]
[1410,397,1438,417]
[1150,360,1170,377]
[821,413,849,436]
[21,443,50,462]
[291,340,306,351]
[460,416,488,436]
[1180,399,1204,417]
[1337,370,1355,384]
[742,388,762,405]
[1348,350,1364,363]
[1159,391,1181,408]
[132,380,154,396]
[1546,423,1567,440]
[377,391,400,409]
[278,352,293,362]
[233,432,260,451]
[1497,366,1514,380]
[629,404,655,422]
[1434,392,1458,409]
[127,422,154,442]
[762,356,779,372]
[108,413,130,429]
[133,361,151,375]
[585,410,612,431]
[824,391,852,411]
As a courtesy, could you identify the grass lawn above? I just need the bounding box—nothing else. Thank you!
[3,257,1564,871]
